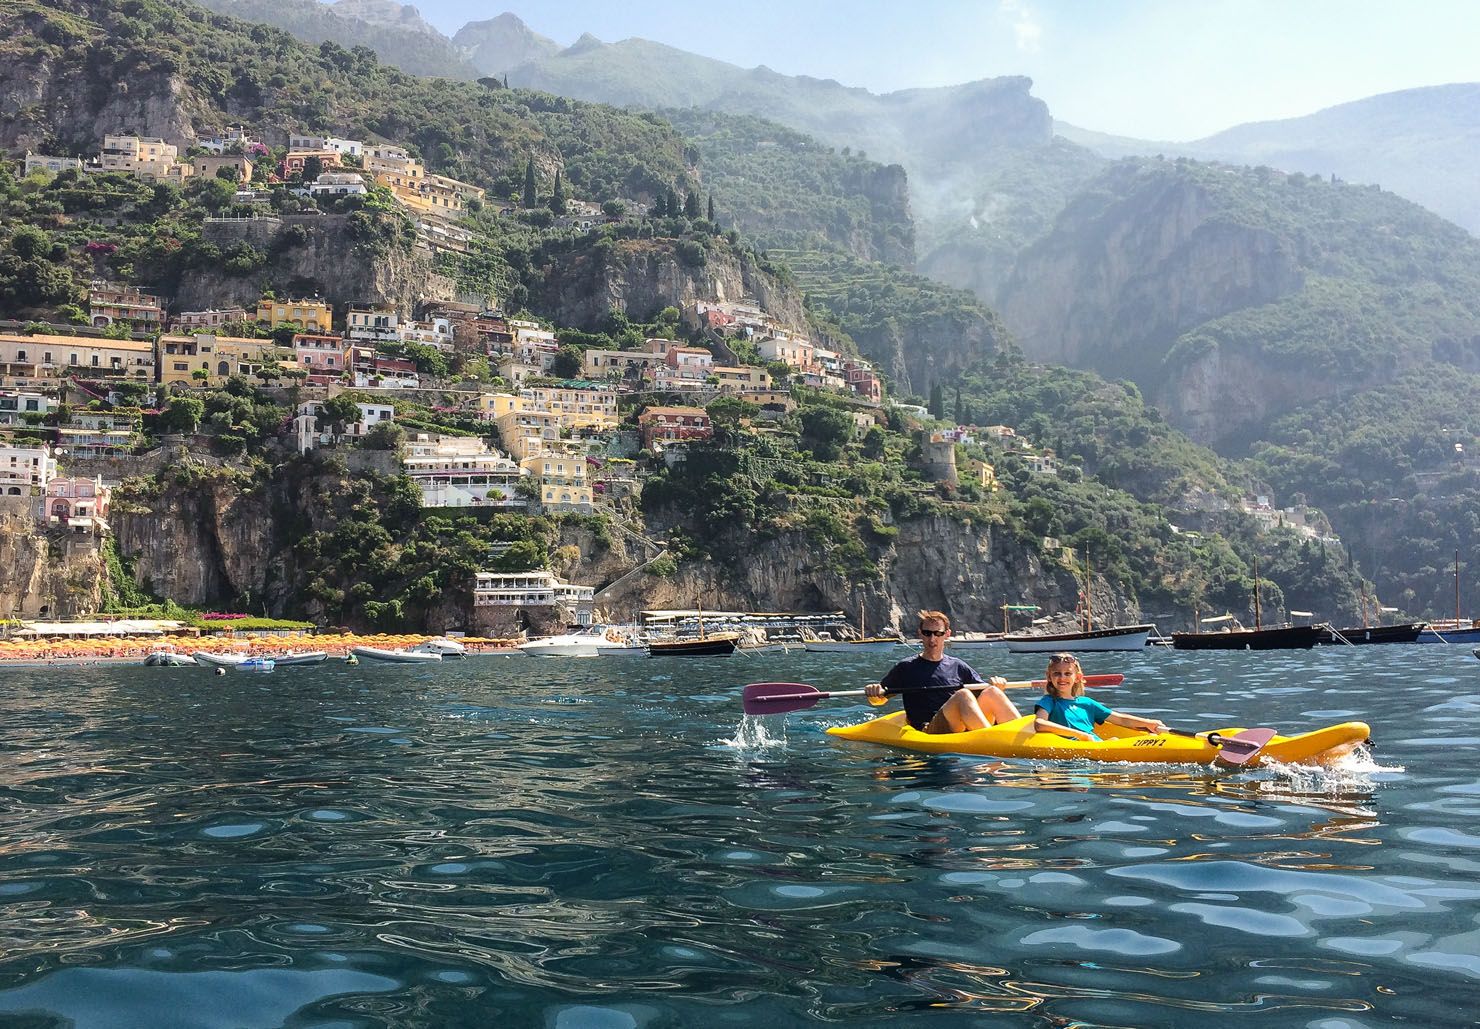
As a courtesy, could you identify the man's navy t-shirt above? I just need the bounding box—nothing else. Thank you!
[880,654,984,730]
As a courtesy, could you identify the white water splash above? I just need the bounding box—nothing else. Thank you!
[721,715,789,751]
[1262,744,1403,793]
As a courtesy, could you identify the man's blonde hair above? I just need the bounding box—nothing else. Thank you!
[918,609,951,632]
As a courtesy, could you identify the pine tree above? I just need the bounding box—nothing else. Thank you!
[523,157,537,208]
[651,191,667,217]
[706,193,716,223]
[550,169,566,214]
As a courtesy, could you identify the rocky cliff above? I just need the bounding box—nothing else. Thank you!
[534,238,808,331]
[0,501,108,618]
[188,215,455,315]
[601,514,1138,633]
[996,166,1304,377]
[0,47,201,154]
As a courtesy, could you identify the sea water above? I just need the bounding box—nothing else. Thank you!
[0,646,1473,1026]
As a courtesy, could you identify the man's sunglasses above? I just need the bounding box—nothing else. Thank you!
[919,629,948,637]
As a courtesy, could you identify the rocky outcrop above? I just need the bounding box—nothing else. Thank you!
[0,48,201,155]
[596,514,1139,633]
[185,215,454,315]
[996,167,1303,378]
[454,13,560,77]
[0,502,107,618]
[534,239,808,331]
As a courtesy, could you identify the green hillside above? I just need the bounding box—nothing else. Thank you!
[662,109,915,267]
[2,0,694,205]
[192,0,479,80]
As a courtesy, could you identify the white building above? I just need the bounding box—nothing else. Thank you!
[289,134,364,157]
[346,304,401,343]
[398,318,454,351]
[0,390,56,425]
[402,434,527,508]
[294,400,396,453]
[472,570,596,624]
[0,442,56,495]
[308,171,367,197]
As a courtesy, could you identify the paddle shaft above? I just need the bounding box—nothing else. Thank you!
[771,676,1116,702]
[741,675,1124,715]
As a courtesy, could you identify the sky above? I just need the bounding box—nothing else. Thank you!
[392,0,1480,141]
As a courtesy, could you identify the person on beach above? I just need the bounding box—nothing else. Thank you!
[1033,652,1168,741]
[864,610,1020,732]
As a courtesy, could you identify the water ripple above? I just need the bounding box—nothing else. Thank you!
[0,647,1475,1023]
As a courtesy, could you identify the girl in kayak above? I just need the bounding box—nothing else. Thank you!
[1034,652,1168,741]
[864,610,1020,732]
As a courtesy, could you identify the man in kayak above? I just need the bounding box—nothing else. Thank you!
[864,610,1020,732]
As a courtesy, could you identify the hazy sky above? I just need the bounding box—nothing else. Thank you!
[394,0,1480,140]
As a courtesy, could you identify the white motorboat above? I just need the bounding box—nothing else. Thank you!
[409,637,467,659]
[236,657,275,673]
[596,631,648,656]
[271,651,329,666]
[517,625,612,657]
[143,650,193,666]
[193,651,250,668]
[350,646,443,664]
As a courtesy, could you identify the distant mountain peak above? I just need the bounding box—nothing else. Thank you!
[453,10,560,75]
[567,32,606,55]
[328,0,440,37]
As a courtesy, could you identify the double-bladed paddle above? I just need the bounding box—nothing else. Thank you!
[1165,727,1279,766]
[741,674,1126,716]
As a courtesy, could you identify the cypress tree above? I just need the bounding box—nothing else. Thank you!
[953,386,963,424]
[928,384,944,419]
[550,169,566,214]
[706,193,716,222]
[683,190,700,218]
[523,157,537,208]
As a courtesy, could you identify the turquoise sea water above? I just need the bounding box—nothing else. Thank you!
[0,646,1475,1027]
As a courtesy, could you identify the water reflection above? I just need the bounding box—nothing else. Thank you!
[0,648,1475,1025]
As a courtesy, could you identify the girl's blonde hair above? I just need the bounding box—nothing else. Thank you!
[1047,652,1086,696]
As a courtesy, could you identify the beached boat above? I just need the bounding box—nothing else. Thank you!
[193,651,250,668]
[826,712,1369,766]
[518,625,611,657]
[143,650,193,667]
[648,632,741,657]
[1004,623,1153,653]
[271,651,329,666]
[1321,622,1425,645]
[410,637,467,659]
[350,646,443,663]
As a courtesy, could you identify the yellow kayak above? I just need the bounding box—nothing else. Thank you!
[826,712,1369,766]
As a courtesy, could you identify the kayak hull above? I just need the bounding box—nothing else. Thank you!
[826,713,1369,766]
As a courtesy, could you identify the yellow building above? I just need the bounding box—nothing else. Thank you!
[255,298,332,333]
[520,453,588,487]
[98,135,191,182]
[711,365,772,391]
[0,333,154,387]
[157,335,302,387]
[479,388,619,434]
[494,407,563,461]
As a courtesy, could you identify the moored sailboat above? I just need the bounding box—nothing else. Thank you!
[1171,558,1324,650]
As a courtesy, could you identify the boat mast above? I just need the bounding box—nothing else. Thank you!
[697,600,705,640]
[1456,549,1462,625]
[1255,557,1262,630]
[1083,545,1093,633]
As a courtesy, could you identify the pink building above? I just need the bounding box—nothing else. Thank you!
[293,333,346,385]
[36,476,110,533]
[637,406,712,449]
